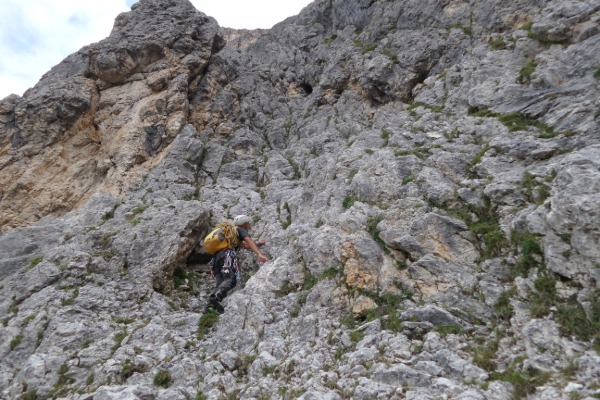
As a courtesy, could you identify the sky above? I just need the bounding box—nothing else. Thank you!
[0,0,313,100]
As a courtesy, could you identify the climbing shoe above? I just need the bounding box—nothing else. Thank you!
[207,297,224,314]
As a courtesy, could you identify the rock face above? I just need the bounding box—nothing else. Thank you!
[0,0,223,232]
[1,0,600,399]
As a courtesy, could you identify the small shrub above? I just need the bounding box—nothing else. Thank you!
[349,329,365,345]
[275,281,297,298]
[173,267,201,289]
[99,232,118,249]
[468,205,506,259]
[341,314,358,329]
[23,313,37,326]
[25,256,44,272]
[445,128,462,140]
[240,354,257,377]
[303,273,317,291]
[130,205,148,216]
[381,49,398,63]
[544,169,557,182]
[522,172,552,205]
[10,334,23,351]
[468,144,491,168]
[367,215,386,252]
[121,359,134,381]
[323,34,337,45]
[402,176,414,185]
[450,22,472,36]
[382,308,403,332]
[287,157,301,179]
[530,274,557,317]
[510,231,544,278]
[490,366,551,399]
[517,60,537,83]
[435,325,464,336]
[197,310,219,339]
[488,37,507,50]
[535,184,551,205]
[395,147,429,160]
[127,205,148,225]
[321,266,341,280]
[495,290,513,322]
[153,370,172,388]
[348,169,358,181]
[472,330,504,371]
[104,203,120,220]
[556,300,596,341]
[468,107,555,136]
[594,68,600,80]
[342,196,357,209]
[358,42,377,54]
[482,220,517,255]
[112,329,127,353]
[51,363,75,397]
[195,391,207,400]
[20,389,38,400]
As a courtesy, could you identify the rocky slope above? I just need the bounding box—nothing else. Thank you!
[1,0,599,399]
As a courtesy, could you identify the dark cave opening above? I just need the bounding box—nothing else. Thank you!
[299,82,313,95]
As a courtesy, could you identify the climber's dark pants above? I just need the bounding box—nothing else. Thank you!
[210,256,237,300]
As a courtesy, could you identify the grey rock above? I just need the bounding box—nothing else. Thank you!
[1,0,600,398]
[401,305,471,330]
[372,363,432,387]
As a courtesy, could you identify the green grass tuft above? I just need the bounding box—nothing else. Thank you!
[530,274,557,317]
[10,334,23,351]
[197,310,220,340]
[468,144,491,168]
[25,256,44,272]
[468,107,557,137]
[381,49,398,63]
[510,231,544,278]
[517,60,537,83]
[286,157,301,179]
[20,389,38,400]
[402,176,414,185]
[323,34,337,45]
[472,330,504,371]
[494,290,513,322]
[435,325,464,336]
[488,37,507,50]
[556,300,596,341]
[153,370,172,388]
[342,196,358,209]
[349,329,365,345]
[490,366,551,399]
[367,215,387,252]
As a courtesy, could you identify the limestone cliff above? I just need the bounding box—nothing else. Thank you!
[1,0,599,399]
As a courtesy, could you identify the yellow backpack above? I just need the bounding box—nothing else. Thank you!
[202,221,240,255]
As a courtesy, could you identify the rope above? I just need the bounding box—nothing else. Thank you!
[215,221,239,249]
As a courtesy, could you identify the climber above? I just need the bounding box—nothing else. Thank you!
[206,214,269,313]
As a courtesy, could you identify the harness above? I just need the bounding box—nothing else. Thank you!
[216,248,241,278]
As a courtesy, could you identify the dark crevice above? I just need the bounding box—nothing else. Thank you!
[299,82,313,95]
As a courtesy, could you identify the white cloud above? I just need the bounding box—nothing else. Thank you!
[0,0,313,100]
[191,0,312,29]
[0,0,130,99]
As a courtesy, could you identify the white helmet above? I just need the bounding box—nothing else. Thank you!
[234,214,252,226]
